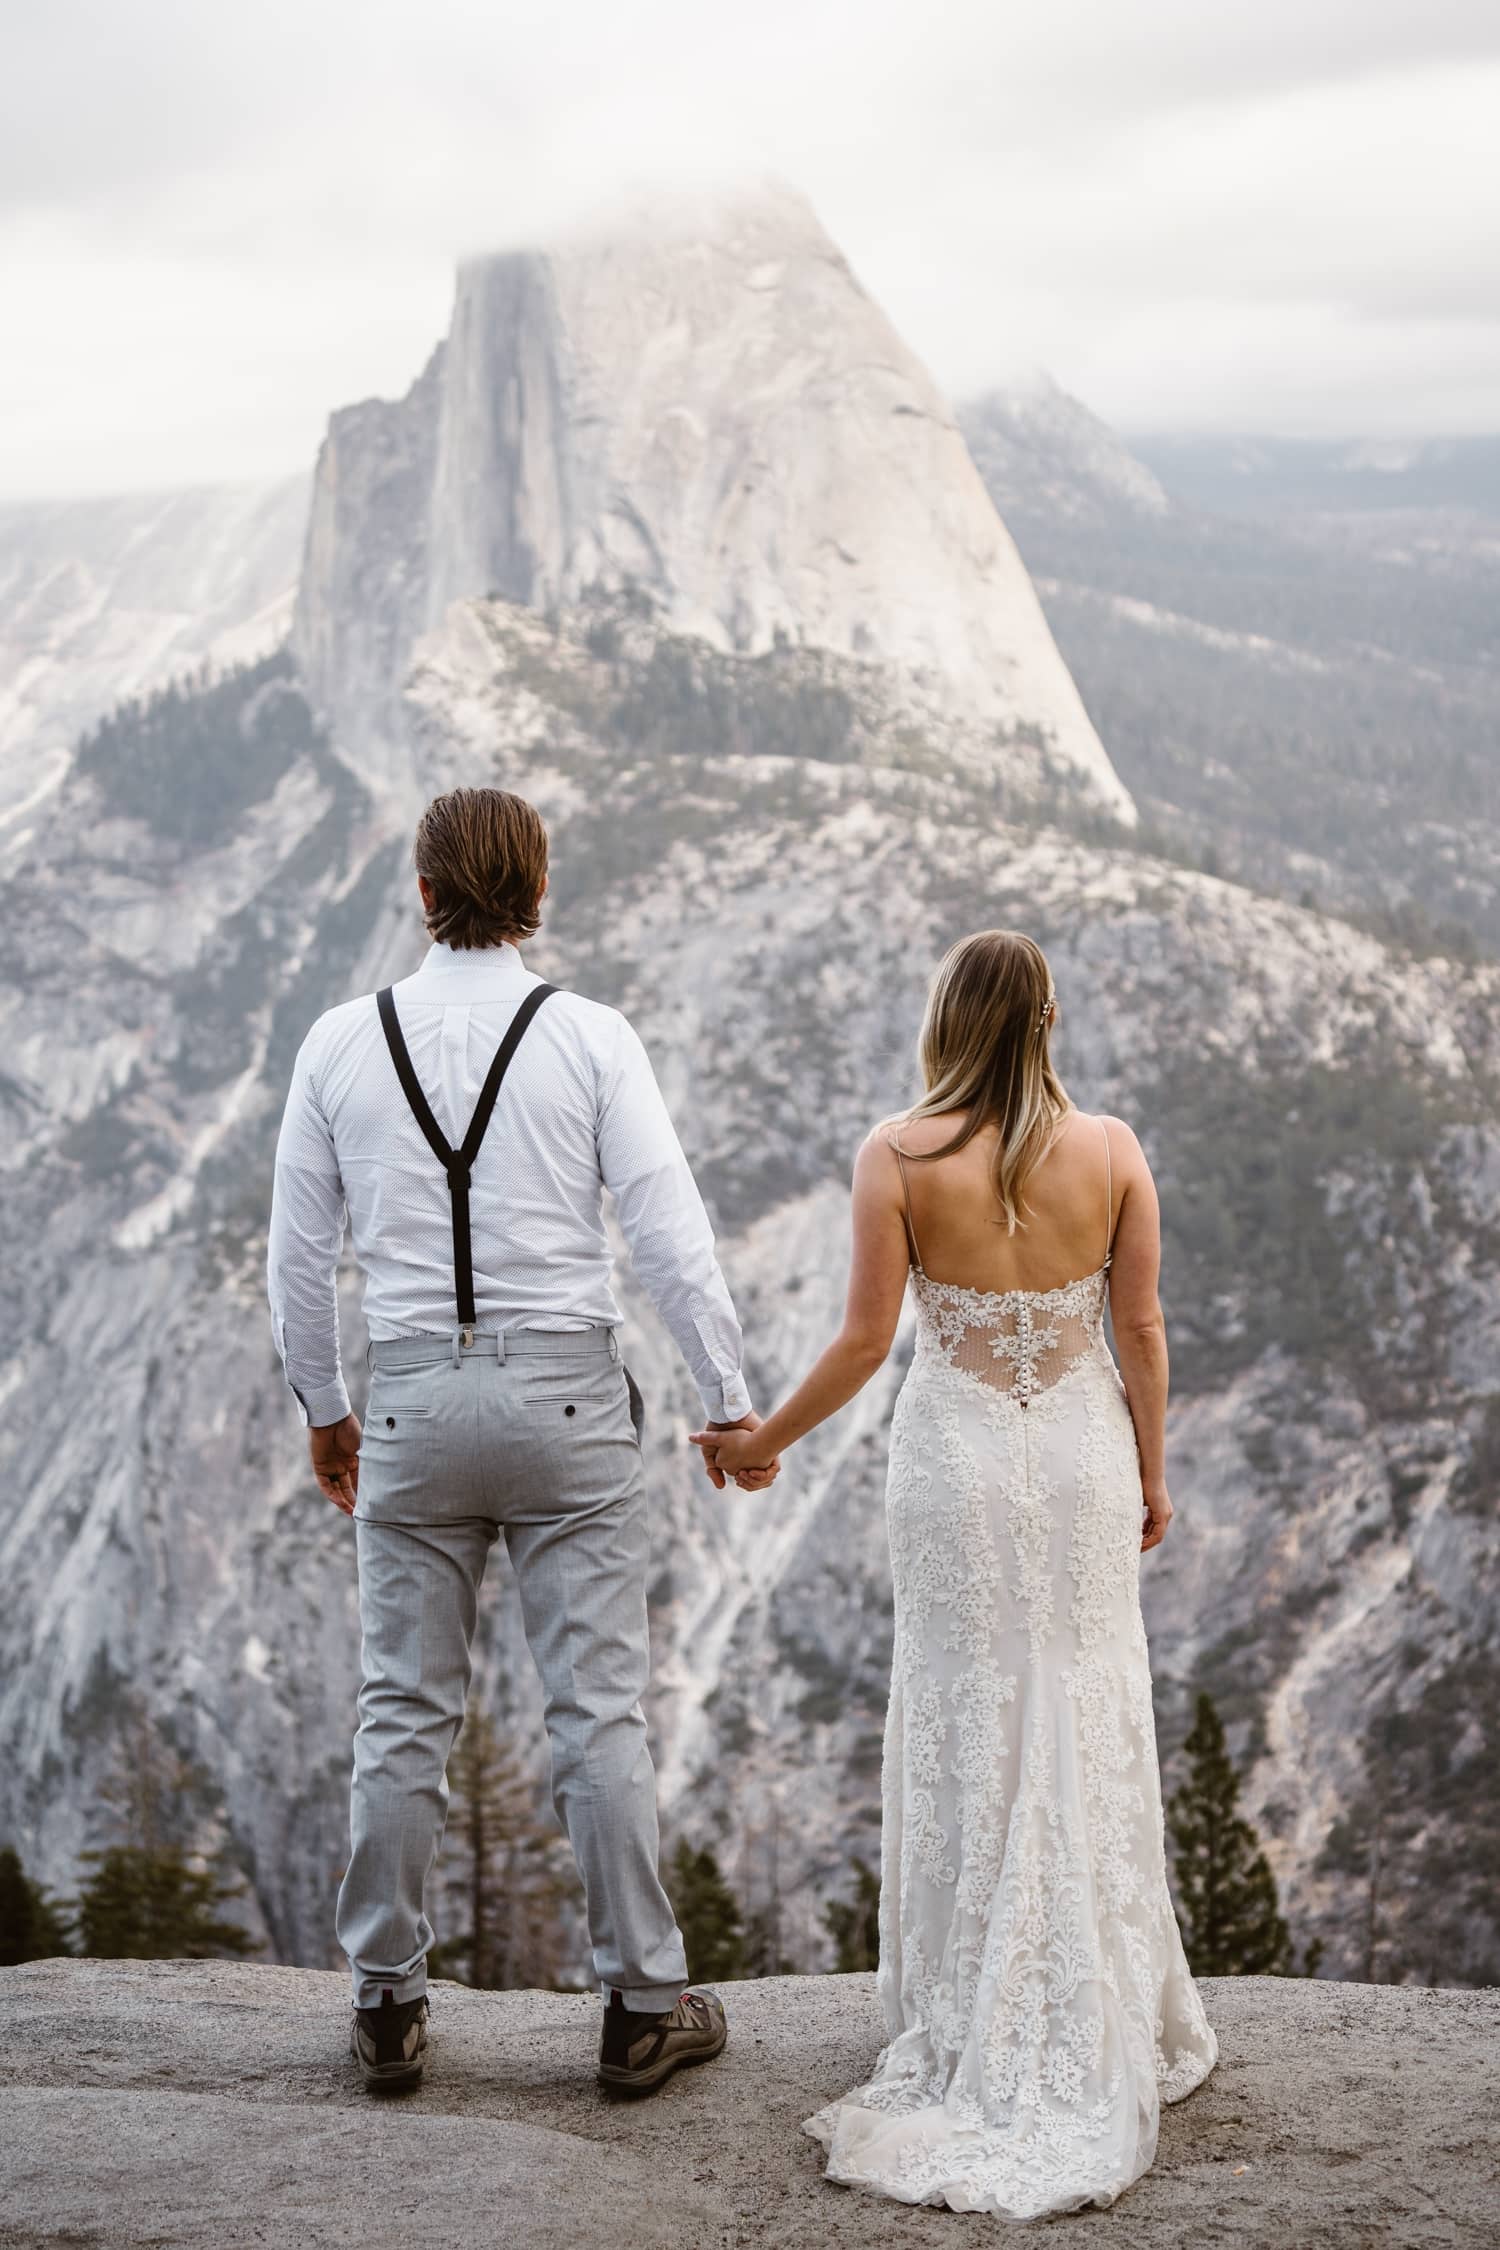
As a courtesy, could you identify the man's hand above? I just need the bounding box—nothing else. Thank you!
[695,1413,781,1492]
[309,1414,362,1516]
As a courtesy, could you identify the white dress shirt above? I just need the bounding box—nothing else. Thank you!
[267,941,751,1427]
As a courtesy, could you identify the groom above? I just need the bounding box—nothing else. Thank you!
[268,786,773,2094]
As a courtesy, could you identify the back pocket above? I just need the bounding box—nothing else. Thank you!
[516,1360,625,1408]
[365,1367,441,1429]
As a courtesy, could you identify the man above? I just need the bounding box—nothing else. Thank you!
[268,787,773,2095]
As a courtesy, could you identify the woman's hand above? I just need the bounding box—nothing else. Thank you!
[686,1129,907,1495]
[691,1423,779,1486]
[1141,1479,1173,1553]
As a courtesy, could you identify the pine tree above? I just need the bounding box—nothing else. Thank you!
[429,1707,580,1989]
[0,1845,73,1964]
[1168,1693,1296,1976]
[667,1840,746,1983]
[74,1848,255,1959]
[823,1859,881,1973]
[70,1709,255,1961]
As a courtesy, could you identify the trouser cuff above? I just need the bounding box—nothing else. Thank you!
[603,1980,688,2013]
[352,1965,428,2010]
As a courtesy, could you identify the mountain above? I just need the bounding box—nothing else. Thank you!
[959,371,1171,526]
[959,389,1500,954]
[0,476,309,830]
[1128,432,1500,523]
[293,185,1133,823]
[3,191,1496,1989]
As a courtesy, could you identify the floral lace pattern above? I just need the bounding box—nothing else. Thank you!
[804,1268,1217,2220]
[916,1263,1111,1403]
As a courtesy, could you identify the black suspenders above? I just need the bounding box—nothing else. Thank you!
[375,982,557,1330]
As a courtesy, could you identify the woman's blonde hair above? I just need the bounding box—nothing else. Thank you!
[900,930,1071,1233]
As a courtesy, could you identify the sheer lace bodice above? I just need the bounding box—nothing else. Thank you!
[912,1262,1110,1403]
[803,1125,1216,2219]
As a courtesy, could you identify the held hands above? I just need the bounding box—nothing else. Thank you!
[692,1413,781,1493]
[311,1403,774,1510]
[309,1413,362,1515]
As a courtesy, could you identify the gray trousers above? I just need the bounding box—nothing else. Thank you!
[335,1325,688,2011]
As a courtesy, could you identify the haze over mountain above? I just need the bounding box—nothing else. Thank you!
[2,188,1495,1989]
[294,185,1132,820]
[962,385,1500,955]
[0,477,308,828]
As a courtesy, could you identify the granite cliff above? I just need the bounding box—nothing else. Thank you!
[292,185,1132,820]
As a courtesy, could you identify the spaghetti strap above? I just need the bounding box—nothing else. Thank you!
[887,1132,925,1273]
[1100,1115,1114,1267]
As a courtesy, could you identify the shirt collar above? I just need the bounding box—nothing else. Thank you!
[407,941,531,991]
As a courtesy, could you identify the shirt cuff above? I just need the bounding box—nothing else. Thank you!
[291,1375,352,1429]
[699,1371,753,1424]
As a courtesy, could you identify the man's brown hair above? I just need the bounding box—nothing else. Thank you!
[413,788,549,950]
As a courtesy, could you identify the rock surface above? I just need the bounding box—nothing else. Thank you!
[0,475,308,826]
[958,386,1500,950]
[961,373,1172,526]
[292,183,1133,818]
[2,1961,1497,2248]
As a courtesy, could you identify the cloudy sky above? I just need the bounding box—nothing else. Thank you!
[3,0,1498,497]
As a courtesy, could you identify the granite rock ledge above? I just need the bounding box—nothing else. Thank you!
[2,1962,1497,2248]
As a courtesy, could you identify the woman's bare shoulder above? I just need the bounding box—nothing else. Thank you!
[1073,1111,1148,1169]
[871,1108,971,1157]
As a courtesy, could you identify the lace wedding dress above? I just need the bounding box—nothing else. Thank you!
[804,1134,1217,2220]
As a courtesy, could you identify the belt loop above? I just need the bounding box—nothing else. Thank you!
[496,1329,508,1366]
[451,1327,462,1370]
[608,1327,620,1363]
[365,1340,375,1373]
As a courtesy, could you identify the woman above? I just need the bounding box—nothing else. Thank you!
[695,931,1217,2221]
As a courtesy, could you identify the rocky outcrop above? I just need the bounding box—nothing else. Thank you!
[291,354,446,798]
[3,1960,1497,2249]
[292,185,1133,820]
[961,373,1171,525]
[0,474,308,830]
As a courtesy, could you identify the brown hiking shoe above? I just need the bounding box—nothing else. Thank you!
[350,1991,429,2092]
[597,1988,728,2095]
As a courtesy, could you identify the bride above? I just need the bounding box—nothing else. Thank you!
[695,930,1217,2221]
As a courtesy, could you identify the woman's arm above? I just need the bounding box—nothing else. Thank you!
[693,1131,911,1477]
[1105,1119,1174,1552]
